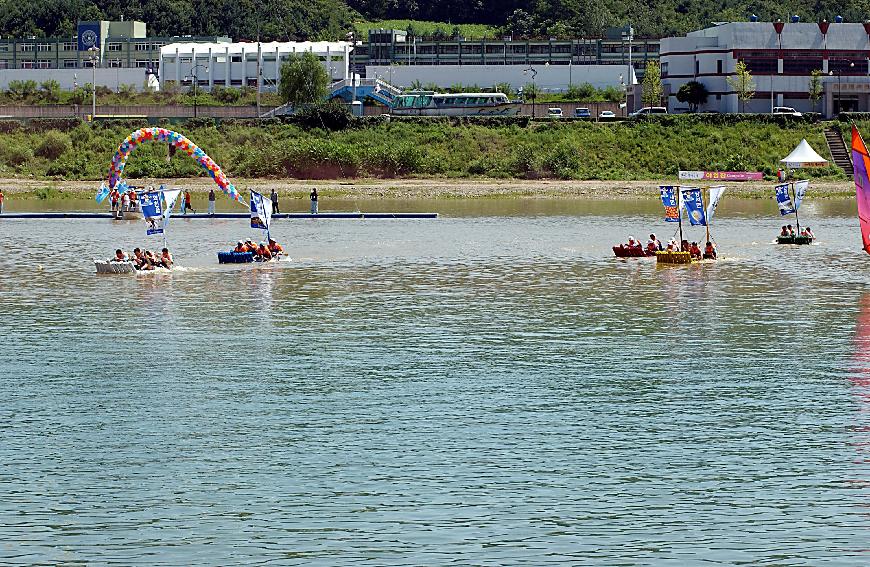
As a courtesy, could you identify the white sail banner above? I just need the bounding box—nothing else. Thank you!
[706,186,726,222]
[793,180,809,211]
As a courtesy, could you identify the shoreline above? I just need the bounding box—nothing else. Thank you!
[0,177,856,200]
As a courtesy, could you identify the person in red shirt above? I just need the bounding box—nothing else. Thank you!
[267,238,284,257]
[0,188,5,214]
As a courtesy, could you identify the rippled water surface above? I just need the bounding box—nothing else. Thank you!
[2,196,870,565]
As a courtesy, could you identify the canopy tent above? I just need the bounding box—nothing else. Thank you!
[780,139,829,168]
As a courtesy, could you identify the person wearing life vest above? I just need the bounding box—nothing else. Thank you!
[234,240,247,253]
[256,241,272,261]
[689,241,702,260]
[703,241,717,260]
[267,238,283,257]
[805,227,815,240]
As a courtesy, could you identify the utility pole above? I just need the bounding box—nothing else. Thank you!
[256,19,262,118]
[89,46,99,120]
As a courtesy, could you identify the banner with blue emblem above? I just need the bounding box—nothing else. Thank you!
[77,22,101,52]
[660,185,682,222]
[250,190,273,233]
[681,187,707,226]
[775,183,795,215]
[138,189,180,236]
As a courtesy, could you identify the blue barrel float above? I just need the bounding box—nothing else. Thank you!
[217,251,254,264]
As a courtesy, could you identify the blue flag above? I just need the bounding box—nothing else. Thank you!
[681,187,707,226]
[775,183,795,216]
[139,192,165,235]
[95,183,109,204]
[660,186,681,222]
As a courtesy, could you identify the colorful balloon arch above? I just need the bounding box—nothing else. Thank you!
[106,127,243,204]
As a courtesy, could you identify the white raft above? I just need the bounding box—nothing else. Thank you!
[94,260,137,274]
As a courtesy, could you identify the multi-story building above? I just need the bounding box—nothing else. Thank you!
[661,19,870,115]
[0,20,227,72]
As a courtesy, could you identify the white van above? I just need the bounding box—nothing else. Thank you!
[772,106,803,117]
[629,107,668,117]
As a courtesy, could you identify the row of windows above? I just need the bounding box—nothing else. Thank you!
[12,59,157,69]
[2,41,164,53]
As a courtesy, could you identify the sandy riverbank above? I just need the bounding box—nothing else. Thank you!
[0,177,856,200]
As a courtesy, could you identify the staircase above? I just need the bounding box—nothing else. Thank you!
[825,127,853,178]
[328,78,401,107]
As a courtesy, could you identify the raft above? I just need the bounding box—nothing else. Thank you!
[776,235,814,245]
[95,260,137,274]
[655,251,693,265]
[218,251,254,264]
[613,245,654,258]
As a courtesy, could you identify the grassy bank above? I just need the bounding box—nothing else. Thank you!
[0,116,854,184]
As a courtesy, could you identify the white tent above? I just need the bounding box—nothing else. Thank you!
[780,139,829,168]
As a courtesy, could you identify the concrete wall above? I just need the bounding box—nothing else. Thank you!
[0,68,148,91]
[0,105,276,118]
[365,64,636,92]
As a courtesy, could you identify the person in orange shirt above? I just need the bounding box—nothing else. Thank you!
[0,188,5,214]
[233,240,247,253]
[256,241,272,261]
[267,238,283,257]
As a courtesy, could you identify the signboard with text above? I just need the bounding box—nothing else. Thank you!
[678,170,763,181]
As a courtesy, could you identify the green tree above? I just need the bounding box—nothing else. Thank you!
[726,60,755,113]
[279,52,330,106]
[493,82,513,97]
[38,80,61,103]
[675,80,708,112]
[808,69,823,113]
[641,61,662,107]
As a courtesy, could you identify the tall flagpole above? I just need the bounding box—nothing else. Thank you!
[791,182,802,235]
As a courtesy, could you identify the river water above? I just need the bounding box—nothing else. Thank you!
[1,196,869,565]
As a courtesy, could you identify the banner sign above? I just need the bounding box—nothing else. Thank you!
[793,180,809,211]
[679,170,763,181]
[139,192,165,235]
[250,190,273,231]
[681,187,707,226]
[660,185,682,222]
[775,183,796,216]
[77,22,101,52]
[706,186,726,222]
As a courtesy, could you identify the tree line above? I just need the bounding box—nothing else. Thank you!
[0,0,866,41]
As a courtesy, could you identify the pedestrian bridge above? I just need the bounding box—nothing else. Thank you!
[328,78,400,107]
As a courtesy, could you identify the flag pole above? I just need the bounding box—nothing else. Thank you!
[678,187,684,249]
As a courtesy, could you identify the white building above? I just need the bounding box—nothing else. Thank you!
[660,21,870,115]
[159,41,351,92]
[365,63,637,93]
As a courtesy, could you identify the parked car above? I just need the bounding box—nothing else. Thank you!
[629,106,668,117]
[598,110,616,119]
[547,107,563,118]
[574,107,591,118]
[772,106,803,117]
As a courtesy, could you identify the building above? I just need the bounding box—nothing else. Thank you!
[661,20,870,115]
[158,41,350,91]
[365,63,636,93]
[351,28,659,79]
[0,20,227,72]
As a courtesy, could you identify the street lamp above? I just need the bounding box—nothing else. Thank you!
[345,31,357,104]
[829,60,855,115]
[87,46,99,119]
[185,64,209,118]
[523,66,538,117]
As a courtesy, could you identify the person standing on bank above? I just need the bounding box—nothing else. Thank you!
[208,188,216,215]
[0,188,5,214]
[310,188,318,214]
[271,188,280,214]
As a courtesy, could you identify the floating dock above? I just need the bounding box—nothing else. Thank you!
[0,212,438,220]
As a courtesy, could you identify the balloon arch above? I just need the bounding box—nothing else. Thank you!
[104,127,243,204]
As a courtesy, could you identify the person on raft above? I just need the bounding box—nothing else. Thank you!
[780,226,789,237]
[234,241,247,253]
[254,241,273,261]
[689,242,702,260]
[703,241,717,260]
[804,227,815,239]
[646,233,662,253]
[625,236,641,249]
[159,248,173,269]
[267,238,284,258]
[110,249,128,262]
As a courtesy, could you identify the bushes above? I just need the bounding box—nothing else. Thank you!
[35,131,72,159]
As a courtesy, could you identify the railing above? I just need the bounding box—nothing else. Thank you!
[0,105,278,119]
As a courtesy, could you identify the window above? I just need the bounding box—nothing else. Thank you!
[661,62,668,75]
[37,43,51,52]
[135,60,152,68]
[164,56,176,63]
[62,42,77,51]
[63,59,78,68]
[717,60,723,74]
[214,55,226,63]
[0,44,9,52]
[0,61,8,69]
[231,55,242,63]
[180,57,192,64]
[36,60,51,69]
[108,43,122,52]
[108,59,123,68]
[716,94,721,100]
[21,44,34,52]
[19,60,34,68]
[135,43,150,51]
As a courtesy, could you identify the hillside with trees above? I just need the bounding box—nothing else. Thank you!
[0,0,864,40]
